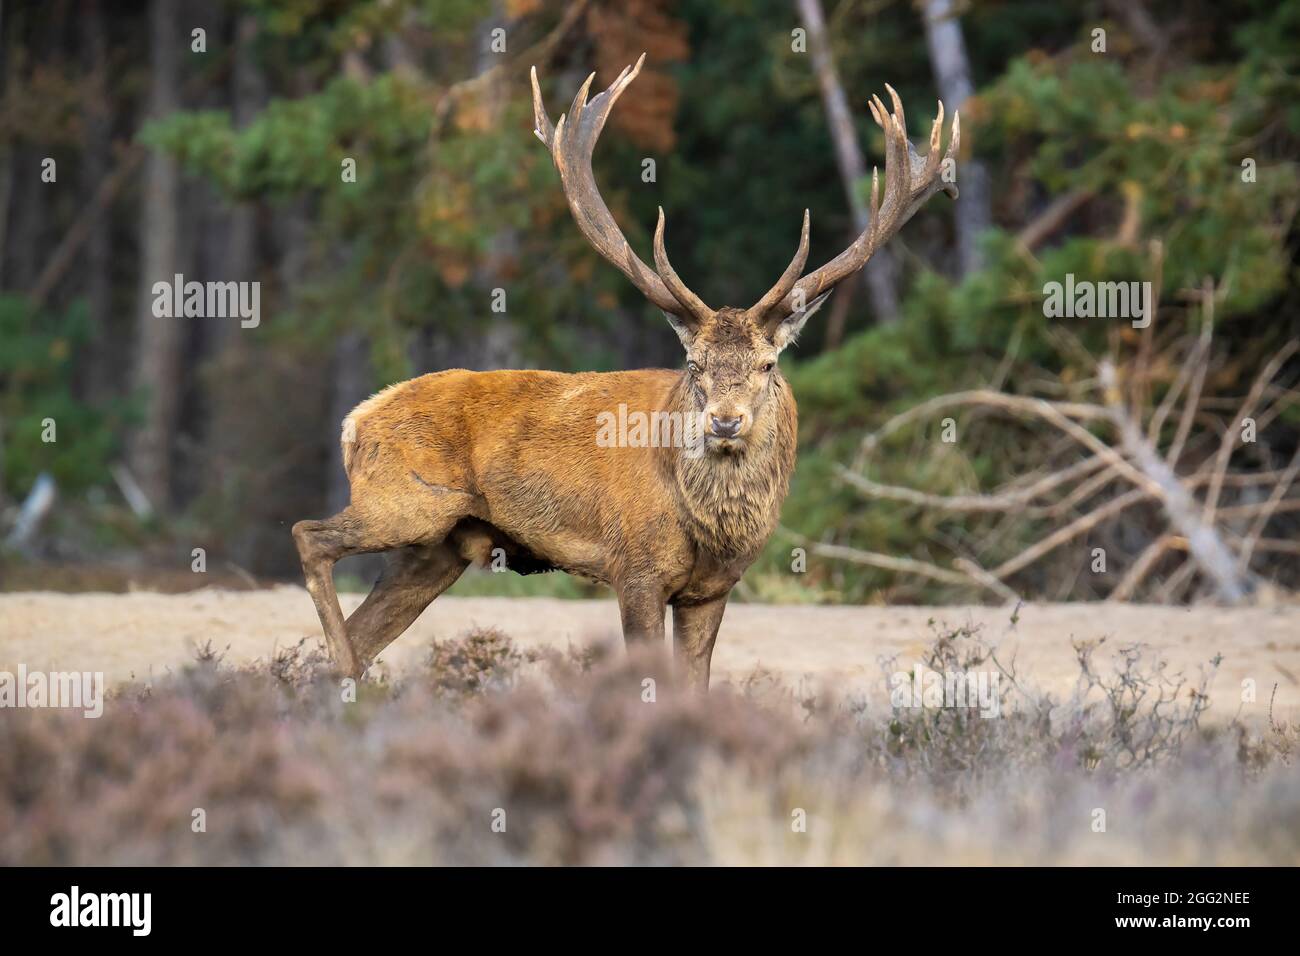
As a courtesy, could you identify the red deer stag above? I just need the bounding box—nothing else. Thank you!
[293,55,958,689]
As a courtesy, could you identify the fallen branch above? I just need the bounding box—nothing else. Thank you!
[834,455,1103,513]
[1165,285,1216,467]
[1215,498,1300,519]
[1100,360,1248,603]
[857,389,1162,498]
[782,528,1016,602]
[991,488,1148,580]
[813,280,1296,604]
[1155,558,1198,605]
[1108,534,1178,603]
[1235,445,1300,573]
[1200,340,1299,527]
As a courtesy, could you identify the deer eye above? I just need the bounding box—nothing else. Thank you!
[687,361,702,376]
[759,360,776,373]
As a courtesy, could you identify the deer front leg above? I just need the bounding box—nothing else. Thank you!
[617,581,667,646]
[616,580,670,686]
[672,594,729,692]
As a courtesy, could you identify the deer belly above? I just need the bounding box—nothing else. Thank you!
[448,515,609,583]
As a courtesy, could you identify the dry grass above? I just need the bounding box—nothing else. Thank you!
[1,623,1296,865]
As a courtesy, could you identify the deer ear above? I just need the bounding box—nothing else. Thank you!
[663,310,697,349]
[768,291,831,351]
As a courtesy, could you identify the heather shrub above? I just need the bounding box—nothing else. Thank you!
[0,624,1295,865]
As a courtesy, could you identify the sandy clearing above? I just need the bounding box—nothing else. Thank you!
[1,589,1297,720]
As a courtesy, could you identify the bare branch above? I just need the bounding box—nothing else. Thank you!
[1165,286,1215,467]
[834,455,1103,513]
[990,488,1149,580]
[803,539,1013,600]
[1201,340,1299,526]
[858,389,1163,498]
[1216,498,1300,519]
[1100,360,1249,603]
[1108,534,1179,603]
[1155,559,1198,605]
[1034,462,1122,518]
[1149,332,1203,445]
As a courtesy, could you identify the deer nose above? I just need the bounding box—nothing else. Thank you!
[710,415,743,438]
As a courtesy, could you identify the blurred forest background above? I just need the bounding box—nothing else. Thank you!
[0,0,1297,604]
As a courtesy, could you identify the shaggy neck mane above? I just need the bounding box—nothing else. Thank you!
[662,372,797,562]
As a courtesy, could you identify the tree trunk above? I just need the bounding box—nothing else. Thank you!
[0,7,17,290]
[127,0,182,510]
[795,0,899,326]
[920,0,991,276]
[79,0,114,404]
[197,11,265,563]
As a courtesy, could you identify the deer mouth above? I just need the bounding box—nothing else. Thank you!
[705,433,746,454]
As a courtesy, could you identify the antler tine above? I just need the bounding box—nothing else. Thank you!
[885,84,906,145]
[749,209,811,322]
[775,85,961,317]
[879,86,912,237]
[532,55,692,317]
[530,65,553,145]
[866,89,912,241]
[870,92,888,128]
[925,100,944,177]
[566,71,597,130]
[869,166,881,238]
[653,208,713,322]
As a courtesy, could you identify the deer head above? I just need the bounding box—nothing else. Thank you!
[532,55,959,447]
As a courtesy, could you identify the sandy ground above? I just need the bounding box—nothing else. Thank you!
[1,588,1298,721]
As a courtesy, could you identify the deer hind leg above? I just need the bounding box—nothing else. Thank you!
[346,542,469,668]
[292,491,475,677]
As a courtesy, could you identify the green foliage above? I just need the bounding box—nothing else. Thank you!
[981,55,1298,313]
[0,295,123,496]
[143,73,432,204]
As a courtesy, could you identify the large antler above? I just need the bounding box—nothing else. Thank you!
[767,85,960,320]
[531,55,712,323]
